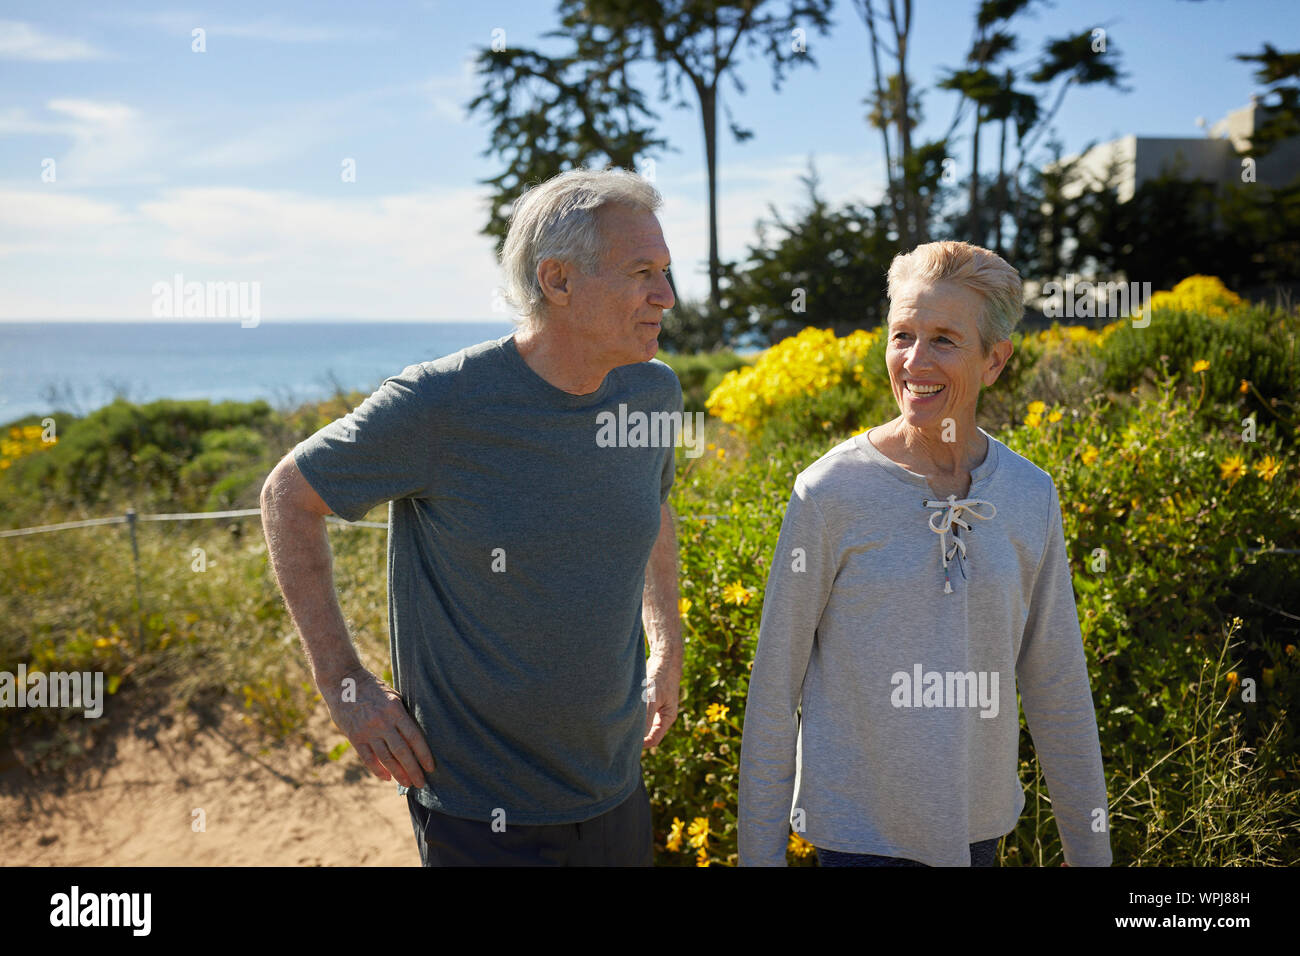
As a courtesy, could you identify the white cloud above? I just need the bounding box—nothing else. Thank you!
[423,55,482,124]
[215,17,393,43]
[35,98,159,186]
[106,10,392,44]
[0,20,106,61]
[47,99,137,126]
[0,183,507,319]
[0,106,63,135]
[0,188,129,231]
[0,147,892,319]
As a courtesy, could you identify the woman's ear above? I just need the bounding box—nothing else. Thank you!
[983,339,1014,387]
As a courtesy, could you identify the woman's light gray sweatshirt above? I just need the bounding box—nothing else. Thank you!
[738,427,1112,866]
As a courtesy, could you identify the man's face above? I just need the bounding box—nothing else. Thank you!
[565,204,674,366]
[885,279,1004,429]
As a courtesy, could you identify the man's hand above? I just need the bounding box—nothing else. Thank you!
[643,653,682,748]
[641,501,683,749]
[325,665,436,789]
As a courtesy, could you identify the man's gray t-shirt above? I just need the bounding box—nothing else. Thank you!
[291,333,681,825]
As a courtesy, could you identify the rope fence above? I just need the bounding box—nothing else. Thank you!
[2,504,1295,541]
[2,505,1296,642]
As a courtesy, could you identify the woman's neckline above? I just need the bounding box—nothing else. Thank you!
[856,425,999,498]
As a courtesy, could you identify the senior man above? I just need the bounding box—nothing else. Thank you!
[738,240,1112,867]
[260,167,684,866]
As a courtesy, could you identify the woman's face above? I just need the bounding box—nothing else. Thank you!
[885,279,1009,430]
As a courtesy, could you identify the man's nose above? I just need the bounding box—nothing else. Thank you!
[654,271,675,310]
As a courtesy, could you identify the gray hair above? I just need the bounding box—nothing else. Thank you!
[886,240,1023,354]
[499,166,663,325]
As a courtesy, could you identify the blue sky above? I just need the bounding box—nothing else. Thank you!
[1,0,1293,321]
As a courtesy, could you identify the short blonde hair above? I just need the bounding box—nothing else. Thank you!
[886,240,1022,354]
[499,166,662,325]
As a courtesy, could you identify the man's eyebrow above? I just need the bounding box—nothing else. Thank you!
[889,321,964,336]
[625,257,671,268]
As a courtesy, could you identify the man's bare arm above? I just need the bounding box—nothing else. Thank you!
[259,454,434,788]
[642,500,683,748]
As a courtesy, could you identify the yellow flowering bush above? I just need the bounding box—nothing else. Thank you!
[1031,322,1121,350]
[0,423,57,472]
[1135,275,1246,321]
[1101,276,1293,428]
[1000,373,1300,863]
[706,326,881,436]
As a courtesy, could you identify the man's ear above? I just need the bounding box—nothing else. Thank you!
[983,339,1013,387]
[536,257,571,309]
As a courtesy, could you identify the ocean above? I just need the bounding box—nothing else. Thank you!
[0,321,517,426]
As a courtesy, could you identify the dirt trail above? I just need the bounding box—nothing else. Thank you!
[0,699,418,866]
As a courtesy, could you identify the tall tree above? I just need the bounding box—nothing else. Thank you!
[1234,43,1300,158]
[1006,27,1129,264]
[467,31,666,244]
[724,158,900,343]
[470,1,832,312]
[855,0,932,247]
[937,0,1027,247]
[982,68,1039,255]
[563,0,833,310]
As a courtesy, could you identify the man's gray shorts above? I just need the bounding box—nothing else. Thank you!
[406,777,654,866]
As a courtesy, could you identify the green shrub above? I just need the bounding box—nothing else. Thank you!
[1099,305,1298,439]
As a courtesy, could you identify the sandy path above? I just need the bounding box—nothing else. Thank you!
[0,698,419,866]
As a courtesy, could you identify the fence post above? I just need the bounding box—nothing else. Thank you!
[125,507,144,644]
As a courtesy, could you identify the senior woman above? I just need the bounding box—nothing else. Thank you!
[738,240,1111,867]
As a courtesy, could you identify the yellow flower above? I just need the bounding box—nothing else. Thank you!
[716,447,726,460]
[666,817,685,852]
[696,847,710,867]
[1255,455,1281,482]
[1136,275,1244,322]
[1024,412,1042,428]
[1047,410,1063,423]
[678,597,692,619]
[1027,400,1047,416]
[687,816,710,849]
[1240,379,1250,394]
[1081,445,1100,467]
[787,831,816,858]
[706,703,730,723]
[1191,359,1210,373]
[1226,671,1239,687]
[1219,454,1246,485]
[722,582,751,605]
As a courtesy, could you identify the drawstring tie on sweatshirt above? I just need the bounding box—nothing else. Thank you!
[923,495,997,593]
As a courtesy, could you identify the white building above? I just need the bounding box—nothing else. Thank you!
[1051,99,1300,202]
[1024,100,1299,313]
